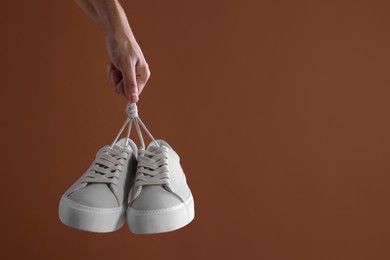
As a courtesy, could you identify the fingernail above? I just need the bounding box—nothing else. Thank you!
[130,93,138,102]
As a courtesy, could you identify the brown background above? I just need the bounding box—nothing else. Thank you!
[1,0,390,259]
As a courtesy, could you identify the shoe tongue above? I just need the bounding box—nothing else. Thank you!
[112,144,125,151]
[146,140,160,150]
[113,138,127,149]
[143,144,166,159]
[113,138,137,155]
[146,145,158,153]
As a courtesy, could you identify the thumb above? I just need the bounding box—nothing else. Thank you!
[123,65,139,103]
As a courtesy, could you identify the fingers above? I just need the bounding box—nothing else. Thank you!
[120,62,138,103]
[136,63,151,95]
[107,61,151,103]
[108,64,123,94]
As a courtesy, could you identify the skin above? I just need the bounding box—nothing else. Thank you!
[75,0,150,103]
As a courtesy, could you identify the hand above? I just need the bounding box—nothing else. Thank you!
[106,35,151,103]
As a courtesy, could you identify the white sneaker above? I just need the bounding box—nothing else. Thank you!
[122,103,194,234]
[60,103,194,234]
[59,138,138,233]
[127,140,195,234]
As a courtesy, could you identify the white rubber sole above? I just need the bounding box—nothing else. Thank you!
[59,195,126,233]
[127,194,195,234]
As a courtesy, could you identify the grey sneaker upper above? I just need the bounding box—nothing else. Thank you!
[64,138,137,208]
[129,140,191,211]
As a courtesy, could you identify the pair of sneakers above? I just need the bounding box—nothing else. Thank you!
[58,103,194,234]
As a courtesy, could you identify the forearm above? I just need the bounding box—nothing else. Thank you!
[75,0,134,40]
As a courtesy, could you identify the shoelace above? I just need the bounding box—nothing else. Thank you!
[84,146,130,185]
[111,103,170,187]
[135,147,170,187]
[111,103,159,149]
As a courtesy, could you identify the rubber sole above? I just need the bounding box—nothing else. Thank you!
[59,195,126,233]
[127,194,195,234]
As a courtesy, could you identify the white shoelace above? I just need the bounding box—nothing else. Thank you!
[111,103,159,149]
[111,103,170,187]
[82,103,166,186]
[83,146,130,185]
[135,147,170,187]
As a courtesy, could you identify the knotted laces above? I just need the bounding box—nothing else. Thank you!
[111,103,159,149]
[111,103,170,187]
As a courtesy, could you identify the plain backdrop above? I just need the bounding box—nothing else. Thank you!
[0,0,389,259]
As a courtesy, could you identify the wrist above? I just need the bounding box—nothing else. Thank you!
[105,30,137,48]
